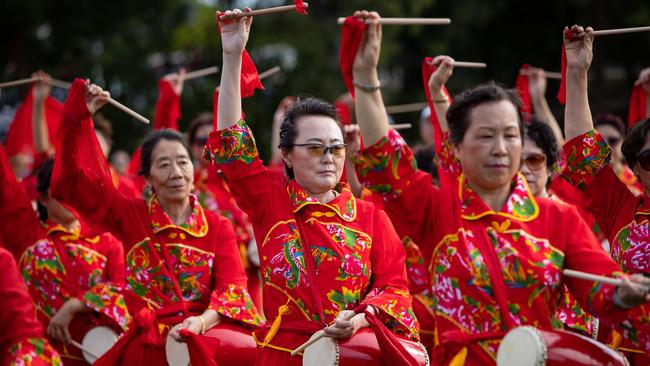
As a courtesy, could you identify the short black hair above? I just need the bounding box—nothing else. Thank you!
[525,117,559,169]
[139,129,192,176]
[413,144,439,179]
[35,158,54,222]
[622,118,650,168]
[594,113,626,137]
[446,82,524,145]
[188,112,213,145]
[278,97,340,179]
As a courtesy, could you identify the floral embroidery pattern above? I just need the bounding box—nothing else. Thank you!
[82,283,131,330]
[557,129,611,189]
[126,239,175,305]
[8,337,62,366]
[402,237,430,293]
[459,174,538,221]
[165,244,214,301]
[206,119,258,165]
[210,283,264,326]
[614,220,650,274]
[149,194,208,237]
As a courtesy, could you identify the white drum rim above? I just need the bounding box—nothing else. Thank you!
[496,325,547,366]
[302,336,340,366]
[165,333,190,366]
[81,326,119,363]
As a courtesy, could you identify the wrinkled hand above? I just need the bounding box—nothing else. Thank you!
[616,274,650,308]
[32,70,52,101]
[84,81,110,114]
[47,303,75,344]
[323,309,369,339]
[635,67,650,92]
[352,11,382,74]
[163,69,186,96]
[217,8,253,56]
[526,67,547,100]
[428,56,455,96]
[343,124,361,155]
[563,25,594,72]
[169,316,204,342]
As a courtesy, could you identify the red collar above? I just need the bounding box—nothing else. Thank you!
[287,180,357,222]
[148,193,208,237]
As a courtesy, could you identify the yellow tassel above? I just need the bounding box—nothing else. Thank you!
[449,346,467,366]
[261,301,291,347]
[608,330,623,350]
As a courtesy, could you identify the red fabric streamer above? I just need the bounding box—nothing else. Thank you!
[628,84,648,128]
[355,305,420,366]
[5,86,63,158]
[294,0,308,15]
[335,99,352,125]
[515,64,532,121]
[153,79,181,130]
[216,13,264,99]
[557,29,577,104]
[179,330,219,366]
[421,57,451,151]
[339,17,366,98]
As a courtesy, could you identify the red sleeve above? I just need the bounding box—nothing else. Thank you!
[153,79,181,131]
[104,233,126,286]
[50,79,139,245]
[207,214,264,326]
[353,129,444,252]
[0,145,41,258]
[0,248,43,351]
[362,209,419,339]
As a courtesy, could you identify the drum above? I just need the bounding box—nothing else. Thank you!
[302,328,429,366]
[165,333,190,366]
[201,321,258,365]
[496,326,629,366]
[81,326,119,363]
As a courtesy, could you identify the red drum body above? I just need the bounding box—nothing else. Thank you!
[497,326,629,366]
[303,328,429,366]
[201,321,258,366]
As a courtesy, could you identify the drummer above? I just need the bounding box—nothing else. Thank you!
[0,145,128,364]
[350,12,650,365]
[206,8,419,365]
[49,80,263,365]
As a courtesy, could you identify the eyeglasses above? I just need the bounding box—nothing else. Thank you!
[193,136,208,146]
[636,149,650,171]
[291,143,347,157]
[522,153,547,171]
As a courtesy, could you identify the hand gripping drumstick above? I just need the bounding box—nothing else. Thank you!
[220,3,309,20]
[290,311,356,356]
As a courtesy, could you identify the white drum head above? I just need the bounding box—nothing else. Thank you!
[81,326,119,363]
[302,335,338,366]
[497,326,546,366]
[165,333,190,366]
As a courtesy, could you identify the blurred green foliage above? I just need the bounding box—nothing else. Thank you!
[1,0,649,161]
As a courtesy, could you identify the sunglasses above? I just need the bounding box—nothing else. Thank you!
[522,153,547,171]
[193,136,208,146]
[604,136,621,148]
[292,143,347,157]
[636,149,650,171]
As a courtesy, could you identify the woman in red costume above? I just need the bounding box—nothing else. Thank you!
[0,144,128,365]
[557,25,650,365]
[206,9,418,365]
[50,79,263,365]
[0,246,62,366]
[351,14,650,365]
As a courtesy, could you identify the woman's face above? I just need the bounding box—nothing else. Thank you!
[146,139,194,204]
[453,100,522,192]
[283,115,345,194]
[520,137,549,197]
[191,124,213,166]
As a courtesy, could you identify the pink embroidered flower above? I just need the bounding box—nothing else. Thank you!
[583,137,595,147]
[342,254,363,276]
[624,221,650,273]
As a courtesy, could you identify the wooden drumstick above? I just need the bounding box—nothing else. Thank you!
[48,78,74,89]
[392,123,412,130]
[592,25,650,36]
[562,269,622,286]
[452,61,487,68]
[290,311,357,356]
[0,76,42,88]
[183,66,219,81]
[519,70,562,80]
[337,17,451,25]
[214,66,282,93]
[70,340,101,360]
[220,4,309,20]
[385,102,428,114]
